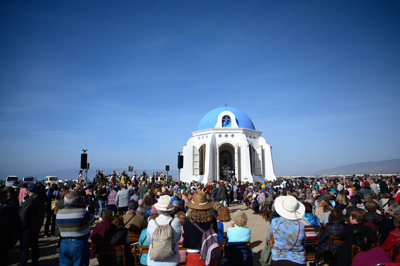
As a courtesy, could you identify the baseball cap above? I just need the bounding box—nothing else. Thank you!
[28,184,37,192]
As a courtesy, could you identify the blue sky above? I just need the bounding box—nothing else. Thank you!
[1,0,399,178]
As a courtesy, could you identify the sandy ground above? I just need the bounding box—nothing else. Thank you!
[7,202,325,266]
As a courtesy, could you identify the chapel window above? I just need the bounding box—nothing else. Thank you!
[222,115,231,127]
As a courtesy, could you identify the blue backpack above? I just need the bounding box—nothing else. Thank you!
[145,209,153,221]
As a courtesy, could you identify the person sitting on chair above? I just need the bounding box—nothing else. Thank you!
[351,232,391,266]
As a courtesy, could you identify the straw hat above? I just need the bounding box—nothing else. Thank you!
[275,196,305,220]
[186,190,214,210]
[154,195,173,212]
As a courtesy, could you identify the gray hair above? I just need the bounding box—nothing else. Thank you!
[390,205,400,216]
[64,191,78,205]
[157,210,173,216]
[304,197,315,205]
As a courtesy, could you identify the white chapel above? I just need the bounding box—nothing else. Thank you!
[180,106,276,184]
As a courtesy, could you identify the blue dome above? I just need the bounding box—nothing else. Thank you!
[197,107,256,131]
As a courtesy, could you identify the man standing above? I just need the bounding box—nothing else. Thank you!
[19,184,45,266]
[337,179,344,192]
[217,182,228,206]
[97,184,107,220]
[57,191,94,266]
[138,181,148,199]
[370,178,379,194]
[0,189,22,266]
[115,184,130,215]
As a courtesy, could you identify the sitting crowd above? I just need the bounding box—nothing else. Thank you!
[262,175,400,266]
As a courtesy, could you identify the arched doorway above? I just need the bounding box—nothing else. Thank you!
[219,144,235,181]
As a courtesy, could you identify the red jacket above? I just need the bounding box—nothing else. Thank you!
[381,228,400,262]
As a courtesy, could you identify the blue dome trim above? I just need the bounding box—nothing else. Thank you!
[197,107,256,131]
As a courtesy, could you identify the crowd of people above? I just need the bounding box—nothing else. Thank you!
[1,172,400,266]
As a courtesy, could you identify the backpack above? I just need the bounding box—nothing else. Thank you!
[145,209,153,221]
[76,195,86,208]
[189,219,221,265]
[238,187,241,194]
[51,198,58,210]
[149,218,176,260]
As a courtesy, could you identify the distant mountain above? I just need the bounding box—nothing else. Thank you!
[312,159,400,175]
[32,167,179,181]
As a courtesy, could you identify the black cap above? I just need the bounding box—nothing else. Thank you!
[128,201,138,211]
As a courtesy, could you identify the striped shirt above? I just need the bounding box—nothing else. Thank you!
[56,205,94,240]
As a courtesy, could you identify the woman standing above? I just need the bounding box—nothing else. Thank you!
[44,184,61,237]
[147,195,181,266]
[183,190,218,266]
[266,195,306,266]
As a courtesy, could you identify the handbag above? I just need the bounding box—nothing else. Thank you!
[259,241,273,266]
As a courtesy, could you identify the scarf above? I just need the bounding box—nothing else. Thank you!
[302,213,321,226]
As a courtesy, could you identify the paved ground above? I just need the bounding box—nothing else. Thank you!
[7,202,324,265]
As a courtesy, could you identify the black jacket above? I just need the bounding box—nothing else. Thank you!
[20,193,45,230]
[367,212,383,226]
[217,186,228,201]
[183,216,218,250]
[343,206,357,218]
[0,203,22,250]
[337,223,377,266]
[318,221,345,253]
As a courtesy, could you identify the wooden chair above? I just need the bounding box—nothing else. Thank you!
[329,235,344,266]
[351,242,380,263]
[178,242,187,266]
[97,242,126,266]
[128,232,141,244]
[219,241,226,257]
[305,225,322,260]
[391,244,399,262]
[131,244,149,266]
[264,203,272,221]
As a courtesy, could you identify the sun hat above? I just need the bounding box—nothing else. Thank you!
[275,196,305,220]
[154,195,173,212]
[186,190,214,210]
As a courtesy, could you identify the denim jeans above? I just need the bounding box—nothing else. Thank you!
[19,228,40,266]
[59,239,90,266]
[98,200,107,219]
[44,211,56,235]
